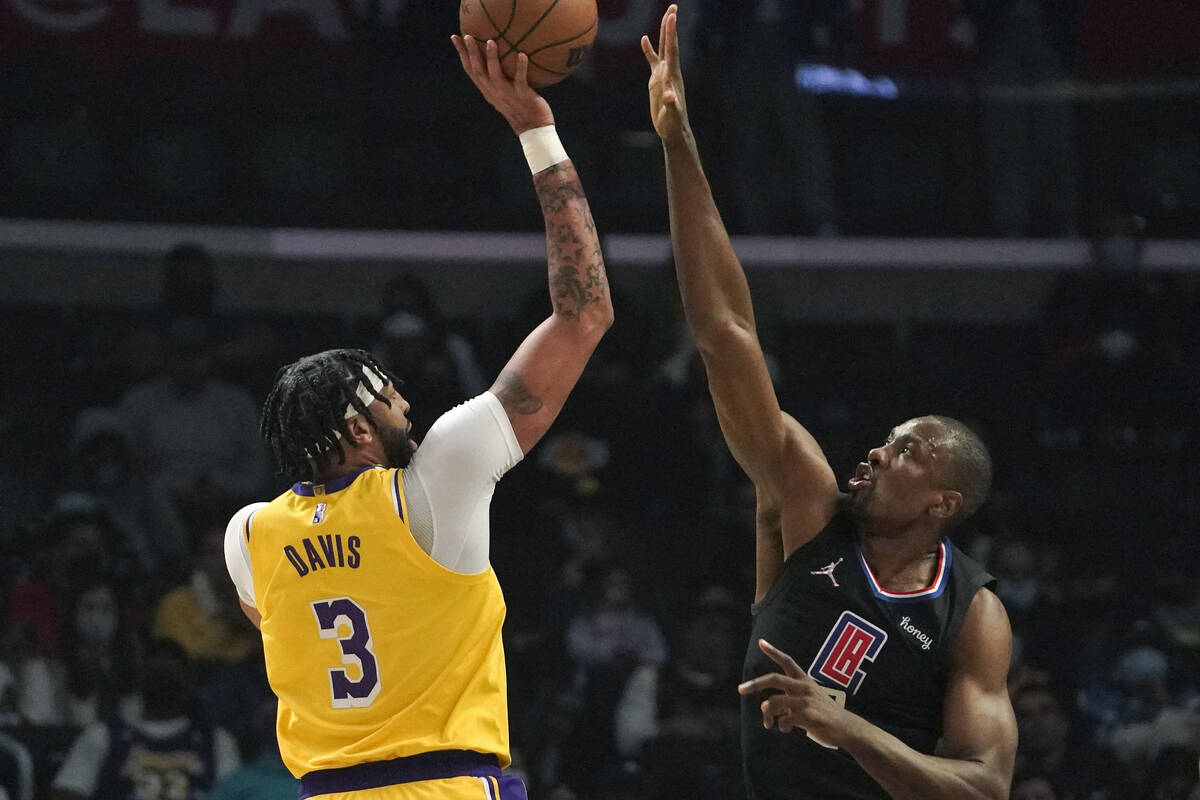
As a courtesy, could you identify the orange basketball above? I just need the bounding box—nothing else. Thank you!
[459,0,598,88]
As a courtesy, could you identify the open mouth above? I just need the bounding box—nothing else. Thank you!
[848,462,873,491]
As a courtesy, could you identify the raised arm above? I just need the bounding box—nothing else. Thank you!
[642,7,837,550]
[739,589,1017,800]
[452,36,613,455]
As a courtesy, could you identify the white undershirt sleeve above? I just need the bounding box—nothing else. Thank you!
[402,392,523,574]
[223,502,268,608]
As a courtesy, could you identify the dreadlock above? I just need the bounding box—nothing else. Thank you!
[260,349,400,481]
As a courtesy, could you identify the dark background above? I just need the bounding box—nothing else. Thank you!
[0,1,1197,799]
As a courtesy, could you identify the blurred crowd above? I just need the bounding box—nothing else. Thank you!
[0,0,1197,237]
[0,242,1196,799]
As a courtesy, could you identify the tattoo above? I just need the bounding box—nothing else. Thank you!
[534,163,608,320]
[493,369,543,416]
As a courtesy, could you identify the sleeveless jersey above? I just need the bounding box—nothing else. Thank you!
[244,465,510,777]
[741,509,994,800]
[94,718,216,800]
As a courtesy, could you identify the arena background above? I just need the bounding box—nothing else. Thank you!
[0,1,1197,799]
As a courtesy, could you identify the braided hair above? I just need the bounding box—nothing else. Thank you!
[260,349,400,481]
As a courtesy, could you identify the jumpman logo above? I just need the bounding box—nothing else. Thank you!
[811,558,844,587]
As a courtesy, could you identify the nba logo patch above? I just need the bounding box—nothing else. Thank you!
[312,503,327,525]
[808,610,887,694]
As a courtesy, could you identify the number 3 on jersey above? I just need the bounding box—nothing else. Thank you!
[311,597,381,708]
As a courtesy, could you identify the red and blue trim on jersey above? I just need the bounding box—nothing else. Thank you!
[857,539,951,603]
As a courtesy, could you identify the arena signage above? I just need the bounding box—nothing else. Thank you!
[1,0,406,43]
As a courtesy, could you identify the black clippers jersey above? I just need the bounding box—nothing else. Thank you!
[742,510,994,800]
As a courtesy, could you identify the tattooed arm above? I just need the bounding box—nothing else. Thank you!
[452,34,613,454]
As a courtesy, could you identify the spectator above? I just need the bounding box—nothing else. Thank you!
[153,518,267,748]
[1011,677,1129,798]
[380,273,486,393]
[5,496,138,672]
[614,585,744,799]
[566,563,667,677]
[556,562,667,793]
[965,0,1081,236]
[989,537,1060,674]
[62,408,189,585]
[1105,646,1200,784]
[153,522,258,666]
[50,638,239,800]
[204,697,296,800]
[696,0,840,234]
[364,274,486,437]
[51,577,141,728]
[116,317,270,522]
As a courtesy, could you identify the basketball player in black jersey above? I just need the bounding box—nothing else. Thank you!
[642,7,1017,800]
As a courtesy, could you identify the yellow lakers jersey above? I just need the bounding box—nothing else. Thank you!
[243,465,510,777]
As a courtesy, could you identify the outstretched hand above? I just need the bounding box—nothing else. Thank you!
[738,639,849,747]
[451,35,554,134]
[640,4,690,145]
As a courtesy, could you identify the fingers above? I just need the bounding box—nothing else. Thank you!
[640,34,658,66]
[463,34,486,78]
[663,5,679,70]
[484,38,504,82]
[451,34,471,71]
[760,698,796,732]
[738,673,790,695]
[514,51,530,89]
[759,639,805,678]
[658,4,675,60]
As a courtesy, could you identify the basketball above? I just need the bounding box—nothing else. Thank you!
[459,0,598,88]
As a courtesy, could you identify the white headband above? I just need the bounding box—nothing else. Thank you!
[346,366,387,419]
[302,367,388,460]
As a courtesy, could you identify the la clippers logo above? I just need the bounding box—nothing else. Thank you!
[808,611,887,694]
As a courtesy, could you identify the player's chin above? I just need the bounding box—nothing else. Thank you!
[845,492,870,518]
[382,432,417,469]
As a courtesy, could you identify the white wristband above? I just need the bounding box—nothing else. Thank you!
[519,125,569,174]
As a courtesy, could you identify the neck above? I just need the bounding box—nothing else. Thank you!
[312,450,383,485]
[857,526,943,592]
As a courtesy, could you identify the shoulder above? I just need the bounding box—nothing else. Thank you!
[408,393,522,478]
[224,502,269,546]
[772,413,840,552]
[952,588,1012,673]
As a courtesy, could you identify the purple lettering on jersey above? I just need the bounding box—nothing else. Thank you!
[303,538,326,571]
[285,545,309,577]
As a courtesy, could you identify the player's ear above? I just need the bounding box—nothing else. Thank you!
[928,490,963,520]
[345,414,375,445]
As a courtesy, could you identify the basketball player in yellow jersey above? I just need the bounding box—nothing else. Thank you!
[222,36,612,800]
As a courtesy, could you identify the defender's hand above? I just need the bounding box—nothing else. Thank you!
[738,639,848,745]
[452,35,554,134]
[640,4,690,145]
